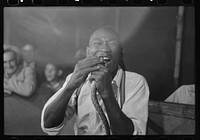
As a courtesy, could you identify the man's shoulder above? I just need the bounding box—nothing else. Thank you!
[125,71,146,82]
[21,65,36,74]
[124,70,149,89]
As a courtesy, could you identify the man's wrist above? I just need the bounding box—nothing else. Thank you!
[101,88,115,100]
[63,83,78,96]
[65,83,77,91]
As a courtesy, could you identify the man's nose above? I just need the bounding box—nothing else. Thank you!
[7,62,13,67]
[99,43,111,52]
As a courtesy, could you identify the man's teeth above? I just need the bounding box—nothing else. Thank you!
[102,57,111,63]
[99,56,111,65]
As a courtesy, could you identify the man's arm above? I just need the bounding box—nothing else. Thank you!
[7,67,37,97]
[43,83,76,128]
[105,76,149,135]
[4,78,12,95]
[90,66,149,135]
[42,56,102,132]
[103,92,134,135]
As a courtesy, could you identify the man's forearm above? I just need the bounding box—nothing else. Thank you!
[43,85,76,128]
[103,93,134,135]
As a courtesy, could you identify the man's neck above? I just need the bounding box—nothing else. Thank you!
[111,67,118,80]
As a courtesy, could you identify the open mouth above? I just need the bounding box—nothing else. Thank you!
[100,56,111,66]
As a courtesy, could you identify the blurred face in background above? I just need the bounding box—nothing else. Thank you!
[44,63,60,82]
[22,44,35,63]
[4,51,18,76]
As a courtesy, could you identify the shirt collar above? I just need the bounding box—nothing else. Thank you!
[112,65,123,87]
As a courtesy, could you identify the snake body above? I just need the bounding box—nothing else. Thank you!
[91,81,110,135]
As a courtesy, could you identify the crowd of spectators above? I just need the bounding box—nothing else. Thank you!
[4,44,66,109]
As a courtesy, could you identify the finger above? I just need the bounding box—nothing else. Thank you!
[91,65,110,76]
[80,56,101,65]
[89,74,101,83]
[79,56,104,68]
[91,69,105,76]
[89,75,95,83]
[79,65,101,77]
[98,64,109,71]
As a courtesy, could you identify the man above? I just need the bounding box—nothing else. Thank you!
[32,62,65,108]
[41,26,150,135]
[21,44,45,87]
[4,45,37,97]
[21,44,36,69]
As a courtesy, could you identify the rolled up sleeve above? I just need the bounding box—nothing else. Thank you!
[8,67,37,97]
[41,74,77,135]
[122,75,149,135]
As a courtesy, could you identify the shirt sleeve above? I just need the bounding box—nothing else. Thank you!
[41,73,77,135]
[122,74,150,135]
[7,67,37,97]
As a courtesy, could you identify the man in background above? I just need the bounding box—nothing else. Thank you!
[32,62,65,108]
[21,44,45,87]
[21,44,36,69]
[4,45,37,97]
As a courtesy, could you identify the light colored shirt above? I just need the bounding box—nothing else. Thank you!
[41,67,150,135]
[165,85,195,105]
[4,65,37,97]
[23,61,36,69]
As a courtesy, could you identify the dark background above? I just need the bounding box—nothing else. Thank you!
[4,7,195,101]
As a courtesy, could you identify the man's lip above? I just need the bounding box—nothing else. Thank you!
[105,59,112,67]
[97,55,112,60]
[96,52,111,57]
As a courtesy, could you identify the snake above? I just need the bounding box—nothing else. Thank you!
[91,81,111,135]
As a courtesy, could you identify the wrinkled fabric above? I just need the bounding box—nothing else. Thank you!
[41,67,150,135]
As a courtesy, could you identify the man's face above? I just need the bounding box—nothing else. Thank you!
[22,45,35,63]
[4,51,18,76]
[87,29,122,73]
[44,63,59,82]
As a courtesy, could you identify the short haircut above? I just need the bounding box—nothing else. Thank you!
[4,45,20,64]
[89,26,121,47]
[45,62,62,70]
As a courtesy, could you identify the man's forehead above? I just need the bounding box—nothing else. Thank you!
[23,45,34,51]
[89,28,119,42]
[46,63,56,69]
[4,51,16,60]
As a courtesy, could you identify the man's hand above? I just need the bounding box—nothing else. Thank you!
[67,56,104,90]
[4,78,11,91]
[4,89,12,96]
[89,64,113,99]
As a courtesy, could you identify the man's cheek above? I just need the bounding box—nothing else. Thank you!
[88,50,96,57]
